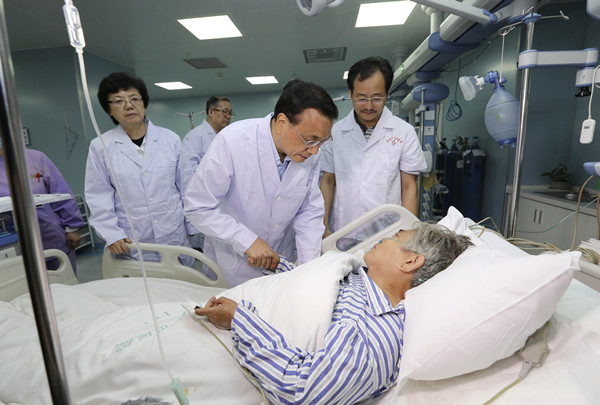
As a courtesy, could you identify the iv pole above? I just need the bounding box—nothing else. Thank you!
[0,0,72,403]
[507,21,535,238]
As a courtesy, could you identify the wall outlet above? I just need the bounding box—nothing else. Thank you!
[0,247,16,259]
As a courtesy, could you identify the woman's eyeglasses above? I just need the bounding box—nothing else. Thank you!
[107,96,143,108]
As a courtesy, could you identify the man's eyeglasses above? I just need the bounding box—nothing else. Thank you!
[289,121,332,149]
[212,108,235,117]
[352,97,387,106]
[107,96,144,108]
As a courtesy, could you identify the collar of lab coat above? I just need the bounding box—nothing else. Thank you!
[256,114,309,196]
[113,119,159,169]
[341,107,394,147]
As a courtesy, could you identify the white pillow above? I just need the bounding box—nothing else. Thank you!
[395,207,580,390]
[218,251,359,351]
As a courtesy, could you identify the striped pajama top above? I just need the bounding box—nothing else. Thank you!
[231,259,405,404]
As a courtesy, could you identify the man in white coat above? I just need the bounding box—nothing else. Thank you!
[184,80,338,286]
[182,96,233,250]
[320,57,426,238]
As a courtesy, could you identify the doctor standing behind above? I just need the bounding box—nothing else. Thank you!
[182,96,233,250]
[184,80,338,286]
[320,57,426,237]
[0,147,84,272]
[85,72,193,263]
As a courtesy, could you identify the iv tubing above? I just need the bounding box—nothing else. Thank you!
[75,51,180,389]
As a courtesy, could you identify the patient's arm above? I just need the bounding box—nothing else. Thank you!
[195,296,238,330]
[231,304,379,405]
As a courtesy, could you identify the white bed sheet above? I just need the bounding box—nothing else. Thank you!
[0,278,260,405]
[0,251,355,405]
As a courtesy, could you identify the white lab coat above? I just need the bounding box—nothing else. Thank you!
[184,115,325,286]
[181,119,217,247]
[181,119,217,193]
[320,107,426,232]
[85,120,192,261]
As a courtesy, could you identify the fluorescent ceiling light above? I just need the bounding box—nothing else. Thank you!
[355,1,416,27]
[343,71,348,80]
[178,15,242,40]
[246,76,278,85]
[155,82,192,90]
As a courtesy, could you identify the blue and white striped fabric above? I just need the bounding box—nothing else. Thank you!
[231,263,405,404]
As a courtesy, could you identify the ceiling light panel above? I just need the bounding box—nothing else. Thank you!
[155,82,192,90]
[178,15,242,40]
[246,76,278,85]
[355,1,416,27]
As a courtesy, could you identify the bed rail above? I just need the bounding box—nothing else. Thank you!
[0,249,77,301]
[102,242,228,288]
[322,204,420,254]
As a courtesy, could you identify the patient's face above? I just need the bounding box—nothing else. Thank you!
[364,230,415,270]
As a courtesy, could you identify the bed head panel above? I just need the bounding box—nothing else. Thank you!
[0,249,77,301]
[322,204,420,254]
[102,242,228,288]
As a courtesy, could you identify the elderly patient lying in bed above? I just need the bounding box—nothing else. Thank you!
[197,223,472,404]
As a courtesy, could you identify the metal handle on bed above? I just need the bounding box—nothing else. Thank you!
[102,242,228,288]
[321,204,420,254]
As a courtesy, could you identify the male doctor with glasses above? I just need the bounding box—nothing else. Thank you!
[182,96,234,251]
[320,57,426,238]
[184,80,338,286]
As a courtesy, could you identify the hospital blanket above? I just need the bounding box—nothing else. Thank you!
[0,251,358,405]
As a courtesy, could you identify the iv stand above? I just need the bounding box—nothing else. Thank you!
[507,22,535,238]
[0,0,72,403]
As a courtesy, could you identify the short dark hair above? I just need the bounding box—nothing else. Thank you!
[347,57,394,94]
[206,96,231,114]
[97,72,149,125]
[273,79,338,125]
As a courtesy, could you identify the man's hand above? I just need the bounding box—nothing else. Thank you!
[66,231,81,250]
[195,296,238,330]
[244,237,280,270]
[322,227,332,239]
[108,237,133,255]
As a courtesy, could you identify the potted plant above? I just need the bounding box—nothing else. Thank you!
[541,164,573,190]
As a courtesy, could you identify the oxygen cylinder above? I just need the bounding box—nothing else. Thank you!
[453,137,468,212]
[461,137,486,221]
[432,139,448,217]
[442,139,459,214]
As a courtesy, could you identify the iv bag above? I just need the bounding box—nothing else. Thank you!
[484,85,519,146]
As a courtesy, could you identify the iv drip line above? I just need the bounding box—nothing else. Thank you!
[62,0,188,403]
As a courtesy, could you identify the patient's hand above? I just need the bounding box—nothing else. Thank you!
[195,296,238,330]
[108,238,133,255]
[245,237,280,270]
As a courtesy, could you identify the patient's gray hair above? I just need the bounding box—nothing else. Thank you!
[402,223,472,288]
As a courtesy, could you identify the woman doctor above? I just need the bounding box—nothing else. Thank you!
[85,72,193,263]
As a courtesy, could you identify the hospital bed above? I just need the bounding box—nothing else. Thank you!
[0,205,599,404]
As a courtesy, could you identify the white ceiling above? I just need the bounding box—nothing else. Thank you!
[4,0,432,99]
